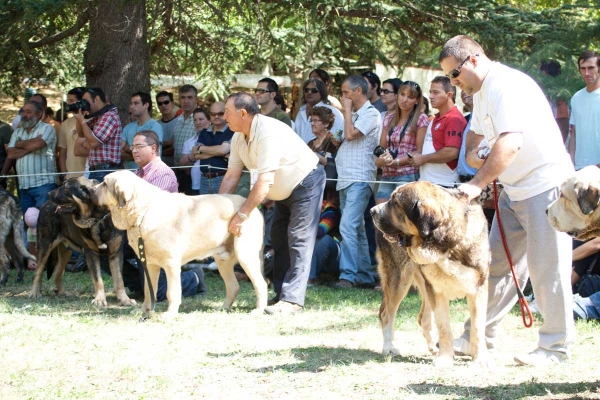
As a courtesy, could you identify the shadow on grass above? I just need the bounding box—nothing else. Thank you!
[208,346,431,373]
[403,380,600,399]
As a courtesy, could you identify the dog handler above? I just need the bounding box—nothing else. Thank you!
[439,35,575,366]
[220,92,326,315]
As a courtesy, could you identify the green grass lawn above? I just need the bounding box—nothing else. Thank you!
[1,269,599,399]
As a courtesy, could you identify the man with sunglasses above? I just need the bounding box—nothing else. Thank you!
[255,78,292,127]
[188,102,234,194]
[439,35,574,367]
[155,91,181,167]
[73,87,122,182]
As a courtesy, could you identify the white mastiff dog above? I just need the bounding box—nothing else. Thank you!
[92,170,267,316]
[547,165,600,240]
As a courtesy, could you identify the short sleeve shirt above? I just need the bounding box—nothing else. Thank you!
[122,119,164,170]
[427,106,465,170]
[9,121,57,189]
[86,107,122,167]
[228,114,318,201]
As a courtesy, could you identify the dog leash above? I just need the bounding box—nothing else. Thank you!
[137,235,156,322]
[492,180,534,328]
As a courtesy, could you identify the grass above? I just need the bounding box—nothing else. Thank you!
[1,269,599,400]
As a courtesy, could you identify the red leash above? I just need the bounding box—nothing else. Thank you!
[492,180,534,328]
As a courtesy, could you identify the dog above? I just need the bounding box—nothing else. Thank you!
[0,190,36,285]
[370,181,490,366]
[91,170,268,317]
[29,177,135,307]
[547,166,600,240]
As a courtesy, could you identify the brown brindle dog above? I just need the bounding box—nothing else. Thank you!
[370,181,490,367]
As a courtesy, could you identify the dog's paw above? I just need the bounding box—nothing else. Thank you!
[471,352,494,368]
[91,297,108,307]
[119,298,137,307]
[433,355,454,368]
[29,290,42,299]
[382,345,402,357]
[250,308,265,316]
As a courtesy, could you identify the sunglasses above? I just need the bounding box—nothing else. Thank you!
[381,89,396,95]
[253,88,273,94]
[446,55,472,79]
[304,88,319,94]
[157,100,171,106]
[211,112,225,117]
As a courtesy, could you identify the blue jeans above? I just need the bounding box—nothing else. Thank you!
[376,173,418,200]
[271,165,325,306]
[339,182,375,285]
[199,175,224,195]
[19,183,58,215]
[309,235,340,279]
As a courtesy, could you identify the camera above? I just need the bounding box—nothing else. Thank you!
[373,145,386,158]
[66,99,91,113]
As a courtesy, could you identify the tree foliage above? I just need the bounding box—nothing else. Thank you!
[0,0,599,105]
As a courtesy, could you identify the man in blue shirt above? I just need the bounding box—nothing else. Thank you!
[122,92,164,170]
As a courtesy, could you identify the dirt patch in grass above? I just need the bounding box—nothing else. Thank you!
[1,270,599,399]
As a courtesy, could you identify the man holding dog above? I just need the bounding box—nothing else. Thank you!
[220,92,325,315]
[439,35,574,366]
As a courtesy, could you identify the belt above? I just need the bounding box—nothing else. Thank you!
[202,170,227,179]
[459,174,474,183]
[89,162,121,171]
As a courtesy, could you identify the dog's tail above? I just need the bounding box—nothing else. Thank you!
[10,202,36,262]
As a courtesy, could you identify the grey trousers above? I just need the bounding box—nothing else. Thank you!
[460,186,575,354]
[271,166,326,306]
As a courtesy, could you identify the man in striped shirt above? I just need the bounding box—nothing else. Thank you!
[172,85,198,194]
[132,130,177,193]
[7,100,58,214]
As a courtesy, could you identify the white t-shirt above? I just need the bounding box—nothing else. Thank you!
[182,134,201,190]
[471,62,573,201]
[569,86,600,170]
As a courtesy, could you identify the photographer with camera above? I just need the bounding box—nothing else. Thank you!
[73,87,122,182]
[58,87,88,180]
[374,81,429,205]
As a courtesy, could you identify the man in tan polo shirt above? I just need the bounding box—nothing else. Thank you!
[219,92,326,315]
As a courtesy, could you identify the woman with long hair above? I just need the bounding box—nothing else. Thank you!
[374,81,429,204]
[294,78,344,143]
[380,78,403,120]
[309,68,343,111]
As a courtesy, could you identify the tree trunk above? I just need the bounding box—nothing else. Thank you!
[84,0,150,124]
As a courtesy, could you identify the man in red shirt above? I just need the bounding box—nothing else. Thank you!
[411,76,466,187]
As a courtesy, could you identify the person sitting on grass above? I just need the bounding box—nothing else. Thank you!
[308,189,341,286]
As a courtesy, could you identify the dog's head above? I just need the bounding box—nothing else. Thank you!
[370,181,462,247]
[547,166,600,240]
[92,170,139,209]
[49,176,100,214]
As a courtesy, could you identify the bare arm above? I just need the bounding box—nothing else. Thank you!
[74,137,90,157]
[411,147,459,168]
[218,167,244,194]
[226,171,275,237]
[568,125,575,165]
[192,143,231,158]
[573,238,600,262]
[58,146,68,173]
[459,131,523,199]
[73,113,102,148]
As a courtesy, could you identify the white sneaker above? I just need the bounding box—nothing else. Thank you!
[453,337,472,356]
[205,261,218,271]
[514,348,568,366]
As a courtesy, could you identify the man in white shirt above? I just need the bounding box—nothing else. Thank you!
[568,50,600,170]
[439,35,574,367]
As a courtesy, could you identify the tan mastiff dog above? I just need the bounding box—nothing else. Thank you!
[92,170,268,317]
[547,166,600,240]
[370,181,491,367]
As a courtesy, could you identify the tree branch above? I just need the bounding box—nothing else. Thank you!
[27,9,90,49]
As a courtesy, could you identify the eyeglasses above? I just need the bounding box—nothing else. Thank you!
[157,100,171,106]
[381,89,396,95]
[304,88,319,94]
[131,144,151,151]
[446,55,472,79]
[403,81,421,92]
[210,112,225,117]
[253,88,273,94]
[310,118,322,123]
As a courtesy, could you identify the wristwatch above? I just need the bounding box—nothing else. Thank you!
[196,145,203,155]
[237,211,249,221]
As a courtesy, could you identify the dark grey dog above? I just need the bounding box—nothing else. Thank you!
[0,190,36,285]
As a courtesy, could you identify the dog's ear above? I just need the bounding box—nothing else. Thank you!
[403,198,438,239]
[575,182,600,215]
[113,179,133,209]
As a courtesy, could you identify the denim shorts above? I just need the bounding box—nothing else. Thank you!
[376,174,418,200]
